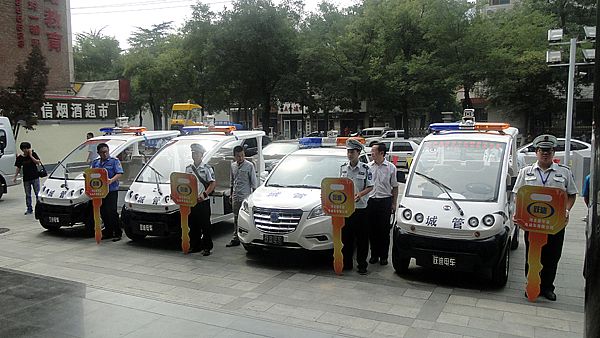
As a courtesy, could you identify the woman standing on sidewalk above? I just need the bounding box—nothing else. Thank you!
[13,142,42,215]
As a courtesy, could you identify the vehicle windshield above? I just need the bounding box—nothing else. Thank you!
[266,153,346,188]
[136,139,219,184]
[263,143,298,156]
[406,140,506,202]
[50,139,126,180]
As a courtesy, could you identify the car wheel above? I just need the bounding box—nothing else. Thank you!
[510,226,519,250]
[392,243,410,274]
[243,243,262,254]
[491,247,509,287]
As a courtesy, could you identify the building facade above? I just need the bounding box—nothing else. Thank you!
[0,0,73,91]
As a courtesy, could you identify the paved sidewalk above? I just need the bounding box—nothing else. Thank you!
[0,183,586,337]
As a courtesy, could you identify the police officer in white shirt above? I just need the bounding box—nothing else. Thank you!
[367,142,399,266]
[340,139,374,275]
[185,143,216,256]
[513,134,577,301]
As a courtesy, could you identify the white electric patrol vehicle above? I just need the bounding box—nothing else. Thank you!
[0,117,20,199]
[35,127,180,232]
[238,137,372,253]
[120,128,266,241]
[392,112,519,286]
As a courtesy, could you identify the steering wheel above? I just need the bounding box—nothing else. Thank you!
[465,182,493,195]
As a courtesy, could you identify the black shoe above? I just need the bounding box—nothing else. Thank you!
[357,267,368,275]
[380,259,388,266]
[101,234,113,240]
[541,290,557,301]
[226,240,240,247]
[202,249,211,256]
[112,236,122,242]
[189,247,203,253]
[369,257,379,264]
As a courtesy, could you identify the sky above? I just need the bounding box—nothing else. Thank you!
[69,0,358,50]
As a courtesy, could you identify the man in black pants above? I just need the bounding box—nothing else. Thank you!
[186,144,216,255]
[90,143,124,241]
[367,142,398,266]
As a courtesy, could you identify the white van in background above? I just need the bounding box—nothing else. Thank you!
[0,117,19,199]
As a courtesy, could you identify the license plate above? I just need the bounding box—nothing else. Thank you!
[263,234,284,245]
[139,224,153,232]
[432,254,457,268]
[48,216,60,223]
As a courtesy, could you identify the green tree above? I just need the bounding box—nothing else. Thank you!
[0,45,49,137]
[210,0,299,132]
[73,28,123,82]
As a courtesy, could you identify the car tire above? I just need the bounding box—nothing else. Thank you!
[124,226,147,241]
[491,247,509,287]
[243,243,262,254]
[510,226,519,250]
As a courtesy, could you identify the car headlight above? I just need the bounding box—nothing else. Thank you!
[402,209,412,220]
[241,200,250,214]
[414,213,424,223]
[308,205,326,219]
[482,214,495,227]
[468,217,479,228]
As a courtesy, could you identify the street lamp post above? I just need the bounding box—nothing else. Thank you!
[547,28,596,167]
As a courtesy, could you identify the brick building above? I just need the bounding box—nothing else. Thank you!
[0,0,72,91]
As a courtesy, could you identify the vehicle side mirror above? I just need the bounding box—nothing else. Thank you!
[397,171,406,184]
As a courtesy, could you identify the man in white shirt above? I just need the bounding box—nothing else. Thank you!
[367,142,399,266]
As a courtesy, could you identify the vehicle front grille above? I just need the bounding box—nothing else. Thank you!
[253,207,303,234]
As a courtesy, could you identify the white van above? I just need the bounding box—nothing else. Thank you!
[0,117,19,199]
[120,130,266,241]
[35,127,180,232]
[392,116,519,286]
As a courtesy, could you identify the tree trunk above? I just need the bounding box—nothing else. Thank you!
[402,100,410,139]
[138,107,143,127]
[148,94,162,130]
[262,93,271,133]
[462,84,473,110]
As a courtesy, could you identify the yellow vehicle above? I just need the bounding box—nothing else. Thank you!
[169,102,204,130]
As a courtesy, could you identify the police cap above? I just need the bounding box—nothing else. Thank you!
[532,134,558,150]
[190,143,206,154]
[346,138,364,151]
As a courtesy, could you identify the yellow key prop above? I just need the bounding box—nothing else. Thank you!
[514,186,567,302]
[170,173,198,254]
[84,168,109,244]
[321,178,355,275]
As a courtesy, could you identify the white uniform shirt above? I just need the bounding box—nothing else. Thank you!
[513,162,578,195]
[185,163,216,196]
[368,159,399,198]
[340,161,374,209]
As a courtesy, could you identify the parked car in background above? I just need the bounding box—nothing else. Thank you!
[359,127,390,140]
[263,140,300,174]
[517,138,591,168]
[377,139,419,171]
[367,129,405,146]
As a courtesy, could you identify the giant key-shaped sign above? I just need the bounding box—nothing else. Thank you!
[170,172,198,254]
[84,168,109,244]
[321,178,355,275]
[514,186,567,302]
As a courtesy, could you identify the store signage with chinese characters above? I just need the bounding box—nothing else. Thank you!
[14,0,64,51]
[38,100,118,120]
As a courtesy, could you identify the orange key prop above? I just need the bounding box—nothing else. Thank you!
[514,186,567,302]
[84,168,109,244]
[321,178,355,275]
[170,173,198,254]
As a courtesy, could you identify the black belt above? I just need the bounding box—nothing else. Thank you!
[370,196,392,201]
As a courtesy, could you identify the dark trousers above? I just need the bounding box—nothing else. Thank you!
[190,200,212,251]
[100,191,121,237]
[367,197,393,260]
[525,228,566,292]
[342,208,369,270]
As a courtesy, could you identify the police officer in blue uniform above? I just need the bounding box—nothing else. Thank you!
[340,139,374,274]
[513,134,578,301]
[91,143,124,241]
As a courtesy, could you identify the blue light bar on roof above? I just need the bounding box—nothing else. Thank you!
[429,123,461,132]
[299,137,323,148]
[182,126,209,134]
